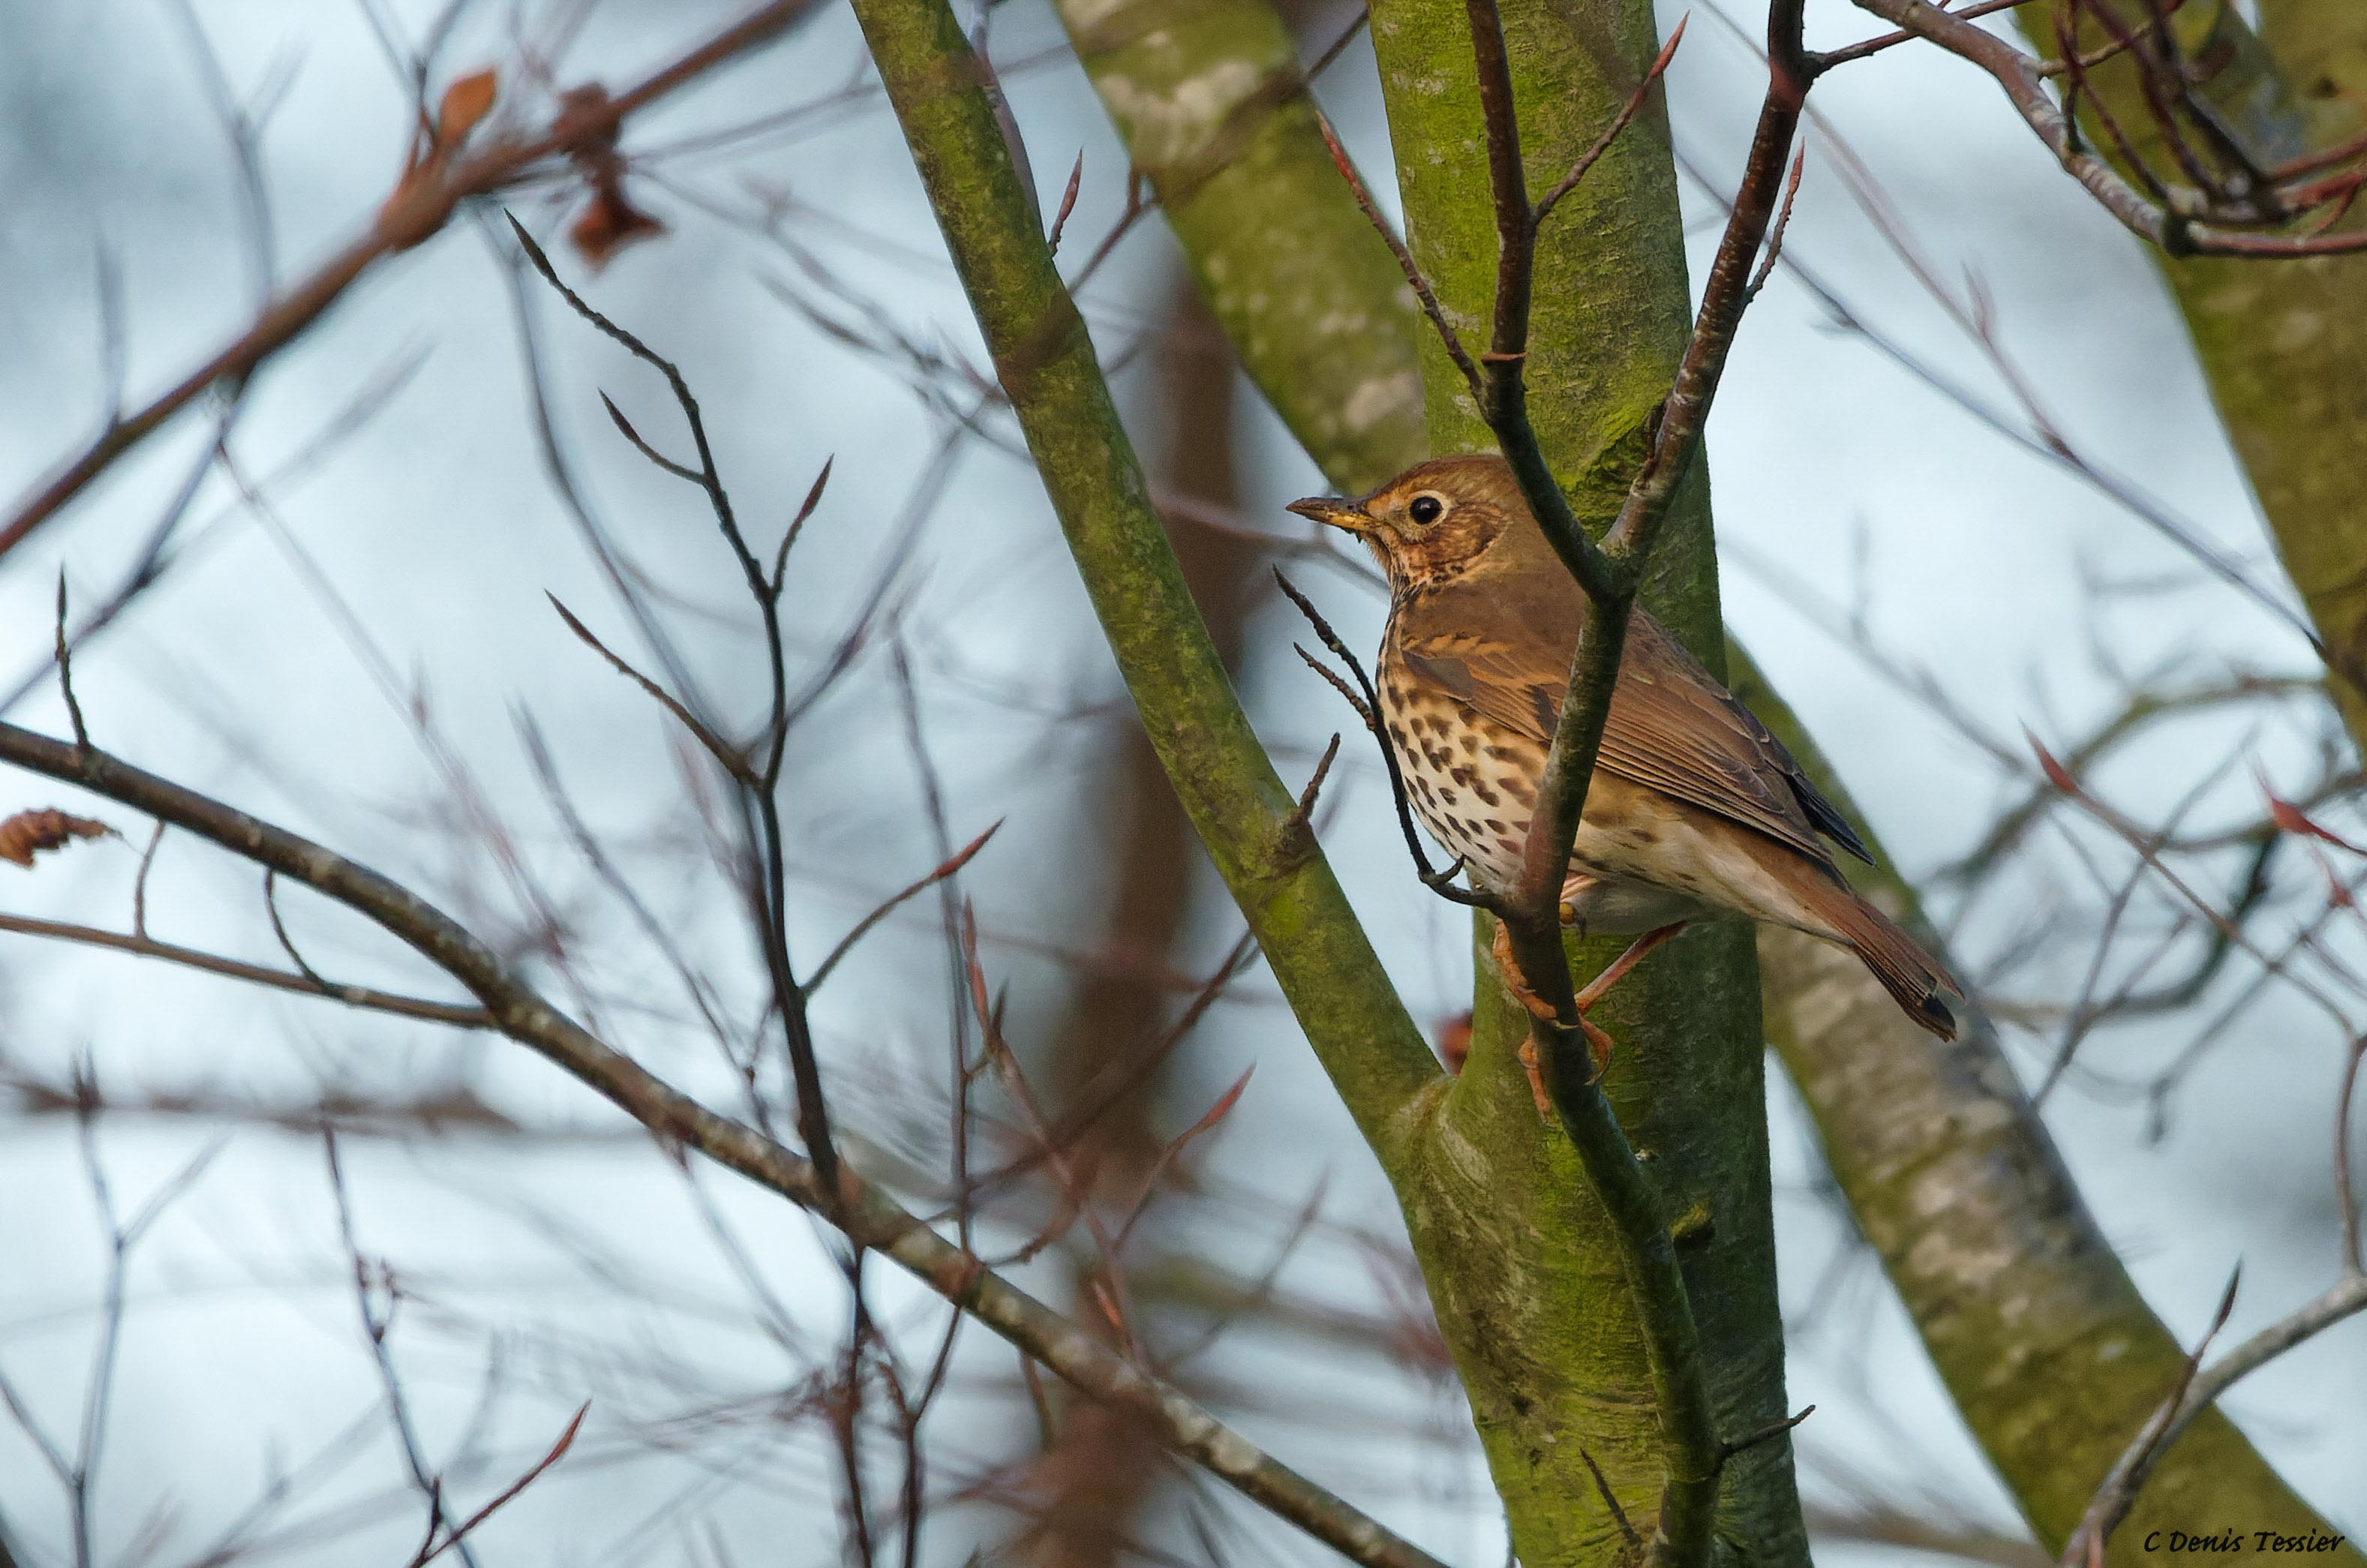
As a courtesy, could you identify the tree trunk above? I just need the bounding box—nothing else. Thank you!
[1055,0,2364,1556]
[1362,0,1807,1557]
[2037,0,2367,754]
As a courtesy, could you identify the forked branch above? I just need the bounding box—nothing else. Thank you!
[1320,2,1815,1561]
[0,715,1449,1568]
[1843,0,2367,257]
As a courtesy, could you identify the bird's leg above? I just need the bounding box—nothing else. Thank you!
[1488,920,1561,1118]
[1500,921,1690,1122]
[1492,918,1615,1120]
[1576,922,1689,1013]
[1489,918,1558,1023]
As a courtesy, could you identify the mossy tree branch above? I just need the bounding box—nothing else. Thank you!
[1052,0,1425,494]
[1059,0,1810,1551]
[844,0,1444,1162]
[1730,649,2362,1563]
[2024,0,2367,756]
[1361,0,1811,1558]
[1056,0,2365,1556]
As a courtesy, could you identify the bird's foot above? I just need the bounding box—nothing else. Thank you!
[1489,920,1560,1023]
[1494,919,1619,1122]
[1516,1020,1615,1120]
[1502,922,1690,1122]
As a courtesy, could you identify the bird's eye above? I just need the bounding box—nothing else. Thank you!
[1408,494,1444,526]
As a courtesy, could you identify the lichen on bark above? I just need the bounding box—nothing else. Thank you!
[1362,0,1808,1559]
[1732,647,2363,1564]
[1053,0,1425,492]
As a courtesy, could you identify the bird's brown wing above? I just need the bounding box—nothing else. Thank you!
[1396,596,1853,869]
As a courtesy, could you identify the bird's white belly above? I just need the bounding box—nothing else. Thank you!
[1557,865,1719,934]
[1389,702,1792,936]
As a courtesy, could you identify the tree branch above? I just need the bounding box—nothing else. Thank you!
[1846,0,2367,257]
[843,0,1443,1153]
[0,716,1448,1568]
[0,0,820,565]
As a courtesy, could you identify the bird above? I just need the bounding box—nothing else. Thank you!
[1287,454,1958,1107]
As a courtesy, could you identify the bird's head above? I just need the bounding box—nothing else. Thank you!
[1287,454,1534,594]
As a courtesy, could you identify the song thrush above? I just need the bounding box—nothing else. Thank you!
[1288,455,1959,1092]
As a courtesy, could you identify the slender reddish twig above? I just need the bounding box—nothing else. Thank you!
[0,0,822,564]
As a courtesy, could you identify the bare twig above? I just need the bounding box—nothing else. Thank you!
[53,577,89,750]
[325,1128,482,1568]
[0,0,823,563]
[1844,0,2367,257]
[809,825,1002,993]
[0,717,1451,1568]
[0,913,491,1026]
[1273,569,1481,906]
[408,1404,589,1566]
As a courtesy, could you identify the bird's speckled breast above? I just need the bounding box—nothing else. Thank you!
[1377,644,1723,934]
[1377,654,1536,889]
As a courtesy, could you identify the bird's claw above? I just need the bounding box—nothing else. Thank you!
[1494,921,1618,1123]
[1517,1015,1615,1122]
[1490,921,1559,1022]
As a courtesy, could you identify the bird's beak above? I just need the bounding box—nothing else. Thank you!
[1287,495,1373,535]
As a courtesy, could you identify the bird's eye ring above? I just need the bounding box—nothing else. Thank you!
[1408,494,1444,526]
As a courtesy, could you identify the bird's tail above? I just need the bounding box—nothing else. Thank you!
[1803,878,1963,1041]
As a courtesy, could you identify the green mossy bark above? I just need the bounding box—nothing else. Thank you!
[1365,2,1805,1560]
[2174,0,2367,752]
[846,0,1443,1164]
[1730,649,2363,1566]
[1053,0,1800,1554]
[1058,0,2365,1553]
[1053,0,1425,492]
[2029,0,2367,754]
[1053,0,2367,1554]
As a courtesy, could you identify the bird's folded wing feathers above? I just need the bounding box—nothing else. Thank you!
[1398,610,1870,868]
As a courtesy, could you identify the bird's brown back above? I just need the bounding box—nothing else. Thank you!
[1382,478,1867,874]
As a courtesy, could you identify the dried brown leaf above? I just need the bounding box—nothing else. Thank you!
[0,809,115,869]
[437,69,500,150]
[2265,788,2365,855]
[568,183,666,270]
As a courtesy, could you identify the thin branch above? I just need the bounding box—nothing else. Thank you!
[54,577,90,751]
[545,594,750,780]
[409,1404,588,1566]
[1808,0,2035,71]
[808,824,1002,992]
[1532,17,1687,227]
[0,0,823,563]
[1846,0,2367,257]
[325,1128,482,1568]
[1311,113,1482,396]
[0,716,1449,1568]
[2057,1264,2276,1564]
[0,913,491,1026]
[1273,569,1484,906]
